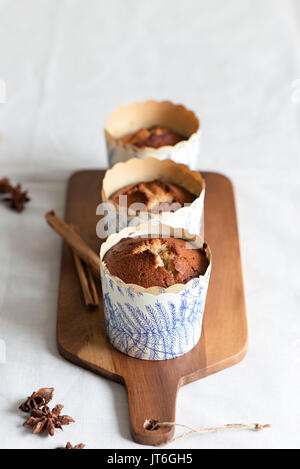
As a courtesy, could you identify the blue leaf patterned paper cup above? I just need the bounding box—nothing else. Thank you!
[104,100,201,169]
[101,157,205,239]
[100,223,211,361]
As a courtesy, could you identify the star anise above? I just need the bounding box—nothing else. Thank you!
[23,404,75,436]
[0,177,12,194]
[56,442,85,450]
[19,387,55,412]
[4,184,30,212]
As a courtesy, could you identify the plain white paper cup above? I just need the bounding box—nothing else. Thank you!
[101,157,205,239]
[100,223,211,361]
[104,100,201,169]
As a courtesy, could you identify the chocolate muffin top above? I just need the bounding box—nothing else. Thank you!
[103,236,209,288]
[110,179,196,213]
[120,126,185,149]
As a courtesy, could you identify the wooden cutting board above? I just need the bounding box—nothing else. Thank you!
[57,170,247,446]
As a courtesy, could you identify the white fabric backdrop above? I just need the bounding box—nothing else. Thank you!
[0,0,299,449]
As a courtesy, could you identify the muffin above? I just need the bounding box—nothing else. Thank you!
[100,223,211,361]
[105,100,201,168]
[103,236,209,288]
[120,126,186,149]
[110,179,196,213]
[101,158,205,237]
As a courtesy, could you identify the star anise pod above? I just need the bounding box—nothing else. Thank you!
[23,404,75,436]
[4,184,30,212]
[19,387,55,412]
[0,177,12,194]
[56,442,85,450]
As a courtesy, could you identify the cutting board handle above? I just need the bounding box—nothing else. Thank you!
[125,376,179,446]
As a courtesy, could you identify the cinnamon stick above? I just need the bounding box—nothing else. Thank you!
[45,210,100,277]
[70,224,99,311]
[86,266,99,307]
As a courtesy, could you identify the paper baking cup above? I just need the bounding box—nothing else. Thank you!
[100,223,211,361]
[105,100,201,169]
[101,157,205,238]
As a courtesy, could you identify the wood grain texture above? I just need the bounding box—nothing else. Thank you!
[56,170,248,446]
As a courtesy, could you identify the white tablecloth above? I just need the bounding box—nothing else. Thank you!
[0,0,299,449]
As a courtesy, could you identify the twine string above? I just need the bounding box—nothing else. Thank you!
[145,420,271,445]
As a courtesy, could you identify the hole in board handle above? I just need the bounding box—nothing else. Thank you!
[144,419,160,431]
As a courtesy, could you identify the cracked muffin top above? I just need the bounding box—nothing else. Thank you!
[120,125,186,149]
[110,179,196,213]
[103,236,209,288]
